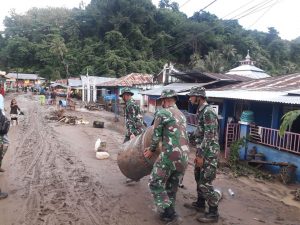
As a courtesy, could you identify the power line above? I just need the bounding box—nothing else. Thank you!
[152,0,258,56]
[199,0,218,12]
[179,0,194,9]
[152,0,280,58]
[248,0,281,28]
[231,0,276,20]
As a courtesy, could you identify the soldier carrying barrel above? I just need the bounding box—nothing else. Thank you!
[144,89,189,223]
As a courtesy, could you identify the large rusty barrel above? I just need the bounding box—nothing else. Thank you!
[117,126,161,181]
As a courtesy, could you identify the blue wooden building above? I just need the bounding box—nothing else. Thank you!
[177,73,300,182]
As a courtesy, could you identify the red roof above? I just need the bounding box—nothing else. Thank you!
[100,73,153,87]
[215,73,300,92]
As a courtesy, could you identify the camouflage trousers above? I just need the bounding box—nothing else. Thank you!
[194,157,219,207]
[0,144,8,168]
[149,153,187,210]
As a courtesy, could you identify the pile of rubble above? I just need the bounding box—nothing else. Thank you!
[85,103,105,111]
[58,116,89,125]
[293,188,300,201]
[46,109,89,125]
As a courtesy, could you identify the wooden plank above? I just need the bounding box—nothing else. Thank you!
[248,160,296,167]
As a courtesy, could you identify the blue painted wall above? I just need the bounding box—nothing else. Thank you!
[249,102,273,127]
[240,142,300,182]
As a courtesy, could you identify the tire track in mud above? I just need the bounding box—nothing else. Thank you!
[10,97,130,225]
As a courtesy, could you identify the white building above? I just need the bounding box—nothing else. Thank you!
[81,75,116,102]
[226,51,270,79]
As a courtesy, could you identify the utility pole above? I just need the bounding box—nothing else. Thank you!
[16,69,19,92]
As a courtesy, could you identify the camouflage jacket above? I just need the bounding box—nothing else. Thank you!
[149,105,189,155]
[194,103,220,159]
[125,98,145,137]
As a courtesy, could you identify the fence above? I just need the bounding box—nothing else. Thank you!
[225,123,240,158]
[250,125,300,155]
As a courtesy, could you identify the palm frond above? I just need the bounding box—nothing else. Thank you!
[279,110,300,136]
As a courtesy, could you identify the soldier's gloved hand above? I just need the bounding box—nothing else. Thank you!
[144,147,153,159]
[194,156,204,168]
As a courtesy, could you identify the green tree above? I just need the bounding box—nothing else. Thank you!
[204,50,224,73]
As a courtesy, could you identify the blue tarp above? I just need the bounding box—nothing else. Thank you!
[104,94,117,101]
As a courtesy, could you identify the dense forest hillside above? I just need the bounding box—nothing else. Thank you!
[0,0,299,80]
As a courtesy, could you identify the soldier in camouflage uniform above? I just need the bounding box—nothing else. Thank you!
[184,86,220,223]
[144,89,189,222]
[119,87,145,143]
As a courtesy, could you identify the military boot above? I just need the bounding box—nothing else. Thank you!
[183,197,206,212]
[197,206,219,223]
[160,206,177,222]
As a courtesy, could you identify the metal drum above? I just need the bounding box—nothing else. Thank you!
[117,126,161,181]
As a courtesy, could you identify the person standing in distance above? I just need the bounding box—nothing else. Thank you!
[144,89,189,222]
[119,87,145,143]
[184,86,220,223]
[0,93,9,172]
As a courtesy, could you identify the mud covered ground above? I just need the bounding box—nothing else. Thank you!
[0,93,300,225]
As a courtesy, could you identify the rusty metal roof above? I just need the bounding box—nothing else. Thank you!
[170,71,252,83]
[215,73,300,91]
[100,73,153,87]
[177,73,300,105]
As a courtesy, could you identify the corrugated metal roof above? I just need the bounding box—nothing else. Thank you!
[140,83,208,96]
[215,73,300,92]
[288,90,300,96]
[209,90,300,105]
[170,71,252,83]
[6,73,39,80]
[68,79,82,87]
[100,73,153,87]
[178,90,300,105]
[80,76,116,85]
[176,74,300,105]
[50,83,69,89]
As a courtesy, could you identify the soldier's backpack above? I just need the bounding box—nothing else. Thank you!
[0,109,10,135]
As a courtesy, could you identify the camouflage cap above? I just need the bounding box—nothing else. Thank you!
[158,89,178,100]
[187,86,206,98]
[119,87,134,97]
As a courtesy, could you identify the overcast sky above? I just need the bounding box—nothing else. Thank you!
[0,0,299,41]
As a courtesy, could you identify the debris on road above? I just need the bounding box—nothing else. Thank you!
[253,217,266,223]
[58,116,89,125]
[291,188,300,201]
[85,103,104,111]
[95,141,109,159]
[93,121,104,128]
[46,109,89,125]
[96,151,110,159]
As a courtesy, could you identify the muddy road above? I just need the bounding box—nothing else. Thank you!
[0,93,299,225]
